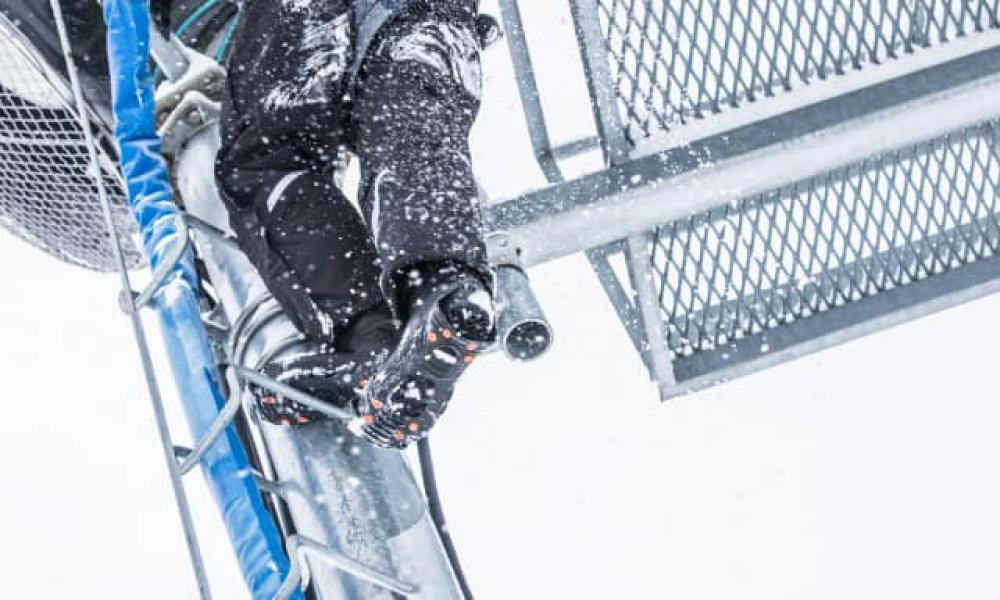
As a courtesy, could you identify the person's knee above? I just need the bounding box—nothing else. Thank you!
[371,3,483,102]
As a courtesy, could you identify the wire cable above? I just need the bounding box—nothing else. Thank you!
[417,438,475,600]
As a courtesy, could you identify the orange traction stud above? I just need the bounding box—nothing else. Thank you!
[466,342,479,352]
[370,399,384,410]
[262,395,277,405]
[361,415,375,425]
[393,430,406,442]
[408,422,421,433]
[441,329,453,339]
[463,355,474,364]
[427,331,438,343]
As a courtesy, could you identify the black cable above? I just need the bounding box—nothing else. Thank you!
[417,438,475,600]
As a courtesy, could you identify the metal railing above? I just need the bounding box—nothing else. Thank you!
[654,119,1000,391]
[595,0,1000,144]
[491,0,1000,397]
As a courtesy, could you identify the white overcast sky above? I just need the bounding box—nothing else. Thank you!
[2,1,1000,598]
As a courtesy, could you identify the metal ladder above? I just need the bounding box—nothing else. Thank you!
[51,3,476,597]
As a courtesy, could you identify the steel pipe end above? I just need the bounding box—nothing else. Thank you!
[500,315,553,361]
[494,265,553,361]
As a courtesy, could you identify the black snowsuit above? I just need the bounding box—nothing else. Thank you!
[1,0,490,346]
[216,0,490,343]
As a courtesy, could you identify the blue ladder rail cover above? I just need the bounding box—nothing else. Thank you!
[101,1,297,597]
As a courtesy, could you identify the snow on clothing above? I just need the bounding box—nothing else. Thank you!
[216,0,490,343]
[0,0,490,345]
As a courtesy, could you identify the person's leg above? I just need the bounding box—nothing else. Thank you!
[216,0,400,424]
[352,0,491,312]
[216,0,387,344]
[349,0,495,447]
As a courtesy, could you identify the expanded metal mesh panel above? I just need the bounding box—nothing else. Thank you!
[0,26,141,271]
[652,120,1000,358]
[596,0,1000,144]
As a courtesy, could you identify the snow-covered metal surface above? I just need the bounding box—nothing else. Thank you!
[0,13,141,271]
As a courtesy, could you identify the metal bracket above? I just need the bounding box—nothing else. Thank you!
[159,91,221,156]
[154,44,225,125]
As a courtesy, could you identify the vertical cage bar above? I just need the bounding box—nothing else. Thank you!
[568,0,632,165]
[626,232,677,397]
[498,0,565,183]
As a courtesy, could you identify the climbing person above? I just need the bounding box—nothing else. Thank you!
[215,0,500,448]
[0,0,500,449]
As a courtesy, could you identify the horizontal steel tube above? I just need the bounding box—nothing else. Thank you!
[491,58,1000,268]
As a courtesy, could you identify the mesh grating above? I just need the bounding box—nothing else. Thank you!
[651,120,1000,358]
[595,0,1000,144]
[0,25,141,271]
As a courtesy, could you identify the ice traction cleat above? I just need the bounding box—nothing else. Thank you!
[356,278,493,449]
[249,351,380,427]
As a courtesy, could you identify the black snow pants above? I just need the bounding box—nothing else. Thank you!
[216,0,490,343]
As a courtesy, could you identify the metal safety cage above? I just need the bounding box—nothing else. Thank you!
[489,0,1000,397]
[0,13,142,272]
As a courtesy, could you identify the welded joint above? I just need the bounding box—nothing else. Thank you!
[275,535,419,600]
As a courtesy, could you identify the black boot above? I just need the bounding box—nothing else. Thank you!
[355,264,495,448]
[251,305,400,427]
